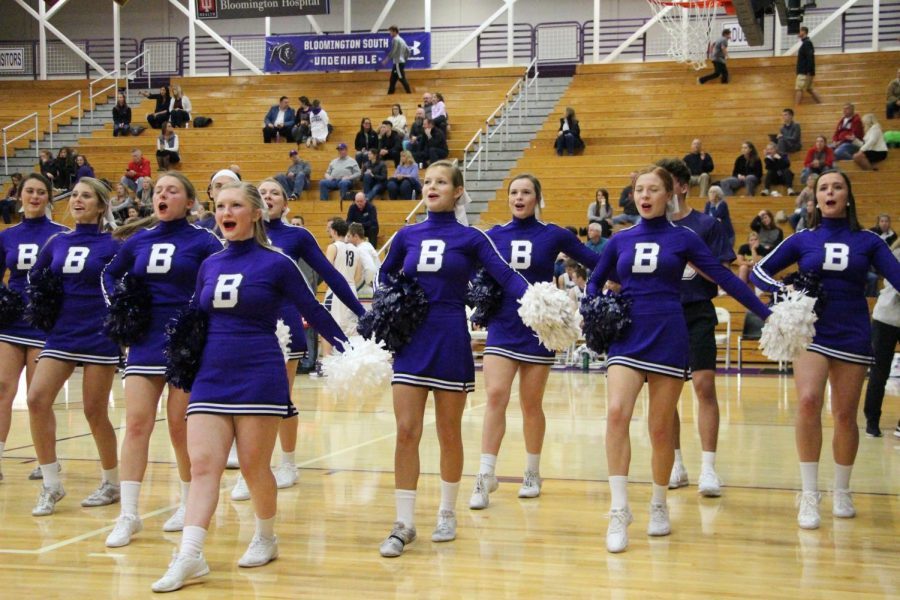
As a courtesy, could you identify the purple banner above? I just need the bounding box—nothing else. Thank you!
[265,32,431,72]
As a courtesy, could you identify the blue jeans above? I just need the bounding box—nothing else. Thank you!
[319,178,354,201]
[611,213,640,226]
[720,175,759,196]
[387,177,421,199]
[363,174,385,201]
[833,142,858,161]
[556,132,576,156]
[275,173,308,198]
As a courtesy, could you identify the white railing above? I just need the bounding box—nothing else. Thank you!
[377,198,426,258]
[48,90,82,152]
[89,69,121,123]
[123,50,151,100]
[2,113,39,176]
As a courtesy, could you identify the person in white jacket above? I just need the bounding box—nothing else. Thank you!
[852,114,888,171]
[168,85,192,128]
[307,99,330,148]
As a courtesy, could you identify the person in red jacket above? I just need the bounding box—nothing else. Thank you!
[800,136,834,184]
[831,103,864,161]
[120,148,152,194]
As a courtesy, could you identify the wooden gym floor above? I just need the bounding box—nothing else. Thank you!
[0,369,896,598]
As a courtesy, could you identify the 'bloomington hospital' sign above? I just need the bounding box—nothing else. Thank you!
[196,0,329,20]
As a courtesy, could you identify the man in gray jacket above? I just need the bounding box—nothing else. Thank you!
[774,108,802,155]
[275,149,312,200]
[382,25,411,94]
[319,143,361,201]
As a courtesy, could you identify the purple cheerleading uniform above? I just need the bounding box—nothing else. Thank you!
[31,224,122,365]
[265,219,364,360]
[752,217,900,365]
[484,215,600,364]
[102,218,223,377]
[188,239,347,417]
[379,211,528,392]
[587,216,771,379]
[0,216,68,348]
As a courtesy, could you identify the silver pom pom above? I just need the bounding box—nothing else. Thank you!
[275,318,292,362]
[516,282,582,351]
[322,335,393,399]
[759,290,818,362]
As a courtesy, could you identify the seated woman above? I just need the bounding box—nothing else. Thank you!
[140,85,171,129]
[112,93,132,137]
[168,85,192,128]
[735,231,762,285]
[156,121,181,170]
[354,118,379,166]
[749,209,783,256]
[110,183,135,223]
[788,174,817,231]
[0,172,22,224]
[704,185,735,247]
[74,154,95,184]
[720,141,762,196]
[555,107,584,156]
[386,150,421,199]
[587,188,613,238]
[387,104,407,136]
[853,114,888,171]
[800,136,834,184]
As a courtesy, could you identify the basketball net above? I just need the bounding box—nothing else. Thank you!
[647,0,720,70]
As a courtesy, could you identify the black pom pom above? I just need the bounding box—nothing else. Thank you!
[356,272,429,353]
[579,292,632,355]
[783,270,826,316]
[24,268,64,332]
[0,286,25,329]
[164,306,209,392]
[103,275,153,346]
[465,269,503,328]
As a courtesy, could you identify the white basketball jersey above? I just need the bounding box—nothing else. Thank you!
[331,241,359,287]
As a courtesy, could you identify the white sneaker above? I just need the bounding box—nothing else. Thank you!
[431,510,457,542]
[28,462,61,480]
[787,187,796,195]
[698,470,723,497]
[468,473,498,510]
[770,190,782,197]
[230,475,250,501]
[518,470,542,498]
[647,502,671,536]
[163,506,186,532]
[238,534,278,567]
[226,443,239,469]
[606,507,633,553]
[151,553,210,593]
[32,484,66,516]
[274,463,298,489]
[797,491,822,529]
[106,514,143,547]
[832,489,855,518]
[81,481,121,507]
[668,462,689,489]
[379,521,416,557]
[761,189,770,196]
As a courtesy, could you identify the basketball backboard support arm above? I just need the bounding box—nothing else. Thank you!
[784,0,861,54]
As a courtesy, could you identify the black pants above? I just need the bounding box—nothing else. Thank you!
[263,125,291,143]
[764,169,794,189]
[388,63,411,94]
[864,319,900,424]
[147,112,169,129]
[169,109,190,128]
[699,60,728,84]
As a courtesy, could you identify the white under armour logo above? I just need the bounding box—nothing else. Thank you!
[410,41,422,56]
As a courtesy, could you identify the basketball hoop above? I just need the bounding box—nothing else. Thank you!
[647,0,730,70]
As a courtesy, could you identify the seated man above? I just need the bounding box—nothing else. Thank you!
[262,96,295,143]
[683,139,714,198]
[121,148,152,194]
[377,121,403,167]
[800,136,834,184]
[274,149,312,200]
[611,172,640,226]
[319,143,361,201]
[347,195,380,250]
[831,102,864,160]
[416,118,448,167]
[584,223,607,255]
[887,68,900,120]
[761,142,795,197]
[774,108,802,155]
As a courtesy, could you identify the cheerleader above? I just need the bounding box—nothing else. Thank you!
[227,178,364,500]
[26,177,122,516]
[586,166,771,553]
[0,173,67,482]
[102,172,223,547]
[470,174,599,509]
[751,169,900,529]
[377,160,529,557]
[151,182,348,593]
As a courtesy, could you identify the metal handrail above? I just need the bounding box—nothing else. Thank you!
[2,112,39,176]
[89,69,121,124]
[123,50,151,100]
[377,198,426,258]
[48,90,82,152]
[462,128,484,180]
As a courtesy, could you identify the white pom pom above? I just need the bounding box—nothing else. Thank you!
[759,290,818,362]
[517,282,583,351]
[275,318,292,362]
[322,335,393,399]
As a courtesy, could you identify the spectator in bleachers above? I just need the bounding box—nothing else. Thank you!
[888,68,900,120]
[587,188,613,238]
[584,223,607,255]
[386,150,421,199]
[121,148,151,194]
[404,107,425,153]
[869,214,897,246]
[354,118,379,166]
[290,215,304,227]
[831,102,864,161]
[274,149,311,200]
[796,196,817,232]
[801,136,834,183]
[698,29,730,85]
[611,172,640,226]
[720,141,762,197]
[112,93,132,137]
[110,183,134,223]
[137,177,153,215]
[774,108,802,154]
[750,209,783,256]
[155,122,181,170]
[140,85,171,129]
[291,96,312,144]
[262,96,296,144]
[378,120,403,167]
[736,231,761,285]
[421,92,434,120]
[362,149,388,201]
[56,147,76,190]
[431,93,448,133]
[74,154,95,184]
[704,185,734,247]
[123,206,140,225]
[38,150,60,192]
[555,107,583,156]
[852,114,888,171]
[0,173,22,224]
[761,142,795,197]
[418,118,448,166]
[383,25,412,95]
[346,192,379,247]
[683,138,714,198]
[319,143,360,201]
[168,85,192,128]
[794,27,821,105]
[387,103,407,135]
[788,173,817,230]
[307,99,330,149]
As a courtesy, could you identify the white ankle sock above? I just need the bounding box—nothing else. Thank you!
[479,453,497,475]
[256,516,275,539]
[281,451,296,466]
[179,525,207,557]
[102,467,119,485]
[609,475,628,510]
[0,440,5,460]
[673,449,684,466]
[701,451,716,472]
[799,462,818,493]
[439,479,460,513]
[180,481,190,506]
[834,463,853,490]
[526,452,541,474]
[395,489,416,528]
[41,462,61,488]
[651,483,667,505]
[120,481,141,516]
